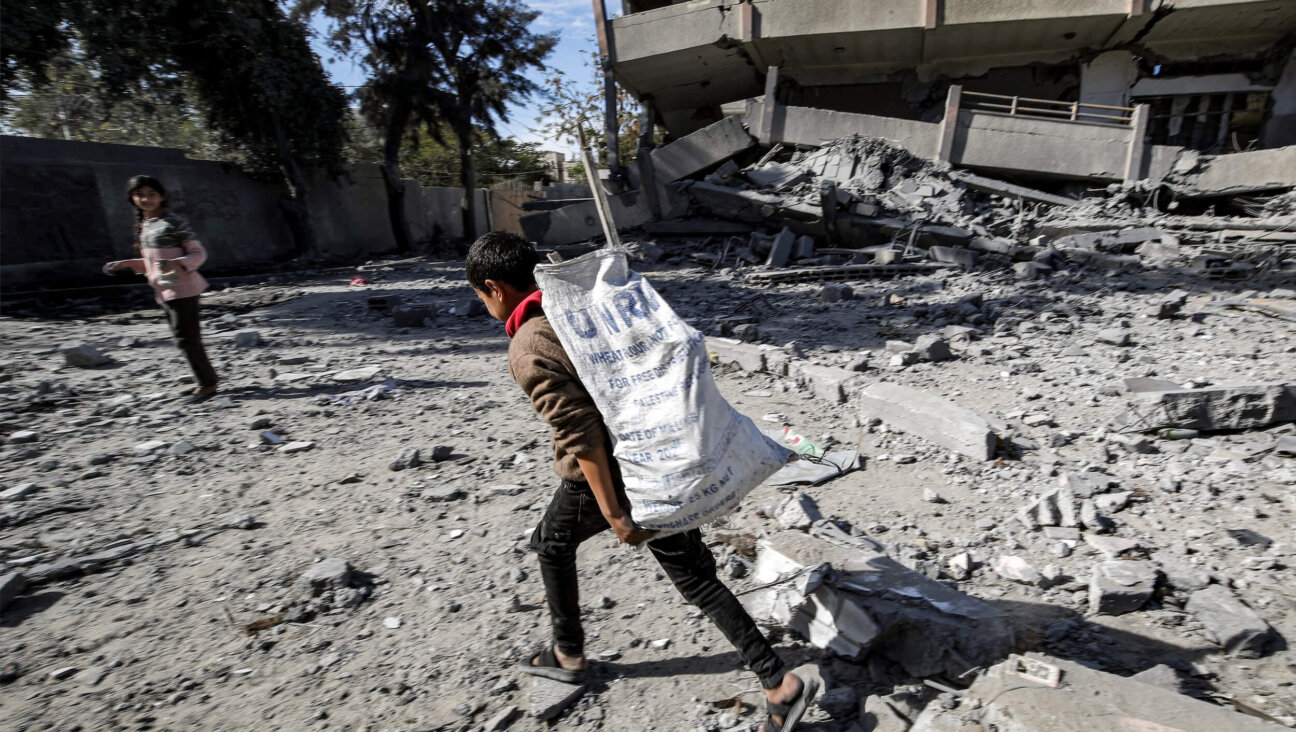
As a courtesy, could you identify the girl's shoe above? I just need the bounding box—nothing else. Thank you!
[186,386,218,404]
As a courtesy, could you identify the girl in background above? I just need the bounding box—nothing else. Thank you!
[103,175,219,403]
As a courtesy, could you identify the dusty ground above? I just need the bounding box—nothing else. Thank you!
[1,249,1294,731]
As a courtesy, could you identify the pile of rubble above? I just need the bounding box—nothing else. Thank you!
[522,116,1296,288]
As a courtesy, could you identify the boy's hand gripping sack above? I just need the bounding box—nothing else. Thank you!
[536,249,793,536]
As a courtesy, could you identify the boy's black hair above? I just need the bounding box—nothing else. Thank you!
[466,231,541,292]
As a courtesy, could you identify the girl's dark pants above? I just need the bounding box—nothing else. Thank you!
[161,295,217,389]
[529,478,787,690]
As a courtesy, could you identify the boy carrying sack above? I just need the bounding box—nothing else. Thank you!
[467,233,816,731]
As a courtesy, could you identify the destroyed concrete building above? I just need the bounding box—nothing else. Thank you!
[612,0,1296,152]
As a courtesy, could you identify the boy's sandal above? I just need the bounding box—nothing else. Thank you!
[518,645,586,685]
[761,676,819,732]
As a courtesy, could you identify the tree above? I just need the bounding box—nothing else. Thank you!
[1,49,236,160]
[537,46,649,179]
[305,0,554,248]
[345,113,551,189]
[1,0,348,259]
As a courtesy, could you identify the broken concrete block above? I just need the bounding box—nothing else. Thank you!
[651,115,754,183]
[733,323,760,342]
[818,283,852,302]
[684,181,786,224]
[861,694,913,732]
[61,342,110,368]
[857,383,999,460]
[913,334,952,362]
[743,161,808,189]
[794,235,816,260]
[1017,485,1078,530]
[1151,552,1212,592]
[1088,560,1157,615]
[794,363,864,404]
[993,555,1043,586]
[765,227,795,268]
[1186,585,1279,658]
[706,338,765,373]
[743,525,1013,678]
[1096,328,1131,346]
[1,482,41,501]
[1,572,27,612]
[299,558,353,594]
[928,246,976,270]
[909,653,1279,732]
[391,306,435,327]
[1120,383,1296,432]
[530,675,585,720]
[776,492,822,530]
[1084,534,1137,558]
[233,330,261,348]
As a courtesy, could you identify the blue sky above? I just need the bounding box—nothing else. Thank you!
[310,1,624,155]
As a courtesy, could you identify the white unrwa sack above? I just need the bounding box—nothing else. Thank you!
[536,248,793,536]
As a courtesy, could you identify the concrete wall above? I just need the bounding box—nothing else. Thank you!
[750,101,1184,182]
[749,102,939,158]
[612,0,1296,137]
[0,136,494,293]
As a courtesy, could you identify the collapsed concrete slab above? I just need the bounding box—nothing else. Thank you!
[519,188,657,246]
[857,383,1001,460]
[910,653,1283,732]
[650,115,755,183]
[742,524,1014,678]
[1118,383,1296,432]
[1186,585,1280,658]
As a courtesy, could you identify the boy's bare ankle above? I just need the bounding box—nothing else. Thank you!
[553,646,587,670]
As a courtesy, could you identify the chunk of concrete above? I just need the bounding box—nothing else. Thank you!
[391,306,435,328]
[860,694,914,732]
[1185,585,1279,658]
[857,383,999,460]
[928,246,976,270]
[651,115,754,183]
[775,492,822,530]
[913,334,952,362]
[794,363,864,404]
[684,181,787,224]
[706,337,766,373]
[299,558,353,594]
[1017,486,1078,530]
[233,330,261,348]
[742,524,1014,678]
[909,653,1280,732]
[530,676,585,720]
[61,342,110,368]
[765,227,795,268]
[1120,383,1296,432]
[1,572,27,612]
[1088,560,1157,615]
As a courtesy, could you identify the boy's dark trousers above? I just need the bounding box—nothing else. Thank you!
[161,295,217,389]
[529,478,786,690]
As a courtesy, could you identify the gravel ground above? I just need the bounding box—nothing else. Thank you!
[1,249,1294,731]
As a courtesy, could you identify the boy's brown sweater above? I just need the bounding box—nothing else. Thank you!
[508,309,617,482]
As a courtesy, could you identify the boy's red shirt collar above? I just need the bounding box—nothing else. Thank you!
[505,289,544,338]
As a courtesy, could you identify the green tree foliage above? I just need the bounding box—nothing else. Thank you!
[346,112,551,188]
[1,0,348,258]
[304,0,555,248]
[537,46,645,175]
[1,50,236,160]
